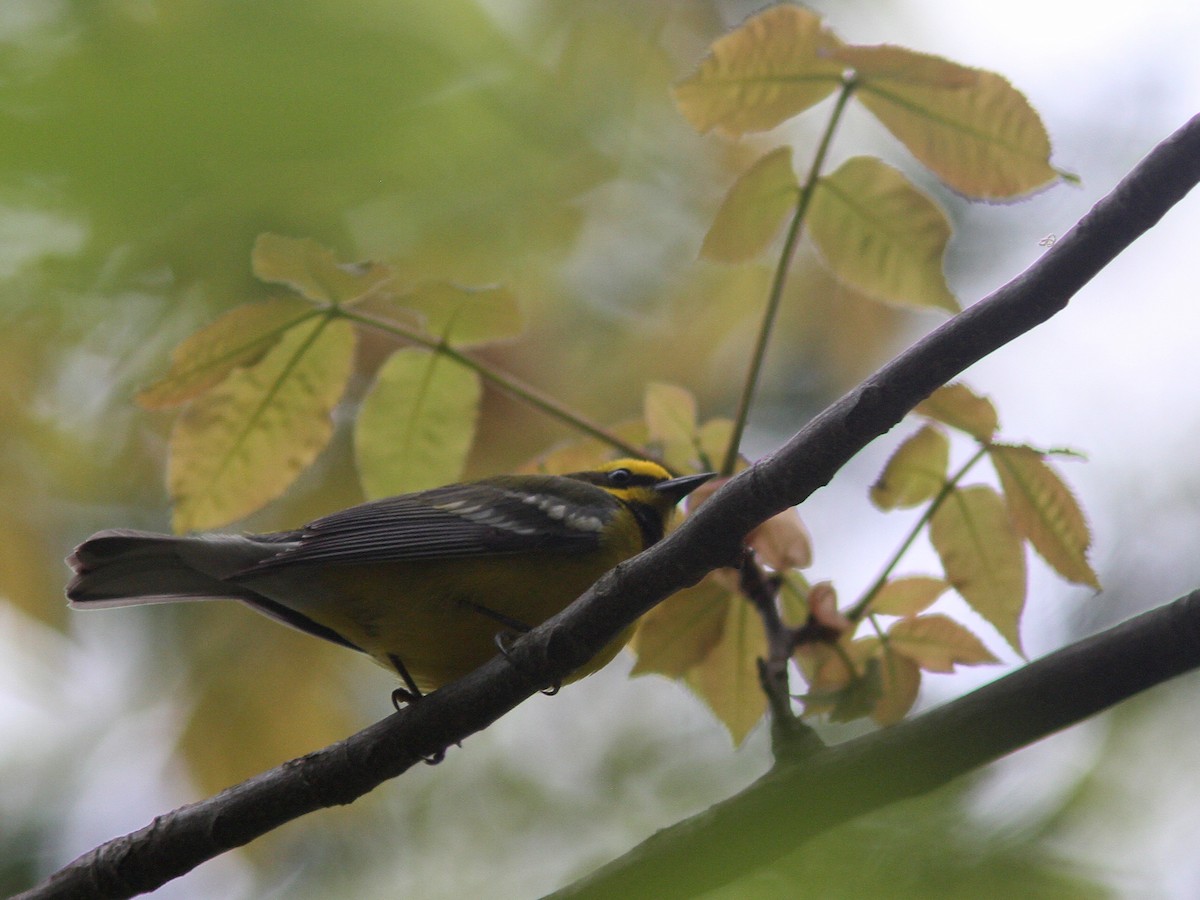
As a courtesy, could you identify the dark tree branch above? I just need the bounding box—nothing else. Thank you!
[549,589,1200,899]
[18,114,1200,900]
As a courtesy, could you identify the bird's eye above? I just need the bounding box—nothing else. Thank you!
[607,467,633,487]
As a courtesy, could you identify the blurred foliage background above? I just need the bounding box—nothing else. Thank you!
[4,1,1200,897]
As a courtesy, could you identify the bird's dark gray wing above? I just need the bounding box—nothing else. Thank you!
[241,477,618,573]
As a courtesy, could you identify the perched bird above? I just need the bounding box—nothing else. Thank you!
[67,459,712,699]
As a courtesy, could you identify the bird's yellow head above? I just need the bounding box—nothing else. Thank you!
[568,458,714,547]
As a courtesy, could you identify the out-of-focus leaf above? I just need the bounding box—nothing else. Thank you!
[746,508,813,571]
[137,299,320,409]
[644,382,698,473]
[684,593,767,744]
[181,612,359,795]
[701,147,799,262]
[990,444,1099,589]
[673,5,844,136]
[396,282,524,347]
[809,157,958,312]
[840,44,1058,199]
[872,650,921,725]
[630,574,731,678]
[930,485,1026,655]
[888,613,1000,672]
[169,318,355,532]
[870,424,950,510]
[697,417,736,473]
[354,348,480,499]
[517,420,649,475]
[916,383,999,440]
[252,233,392,305]
[870,576,950,617]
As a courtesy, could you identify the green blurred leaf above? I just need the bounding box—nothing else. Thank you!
[701,147,799,262]
[252,234,392,305]
[355,347,481,498]
[810,156,959,312]
[990,443,1099,589]
[137,298,320,409]
[930,485,1026,655]
[644,382,698,473]
[673,5,844,136]
[871,424,950,510]
[398,282,524,347]
[169,318,355,532]
[841,44,1058,199]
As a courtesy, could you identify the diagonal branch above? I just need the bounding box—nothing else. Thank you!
[18,113,1200,900]
[550,589,1200,899]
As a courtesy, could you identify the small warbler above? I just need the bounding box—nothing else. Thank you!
[67,459,712,698]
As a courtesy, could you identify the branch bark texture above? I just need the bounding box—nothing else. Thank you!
[18,114,1200,900]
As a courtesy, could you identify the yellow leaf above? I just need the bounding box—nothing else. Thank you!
[887,613,1000,672]
[809,157,958,312]
[685,595,767,744]
[842,45,1058,199]
[930,485,1026,655]
[673,5,844,136]
[644,382,699,473]
[399,282,524,347]
[872,649,921,726]
[252,233,391,305]
[169,318,355,532]
[870,576,950,617]
[354,348,481,499]
[870,424,949,510]
[990,444,1099,589]
[915,382,998,440]
[630,575,731,679]
[137,298,319,409]
[701,147,799,262]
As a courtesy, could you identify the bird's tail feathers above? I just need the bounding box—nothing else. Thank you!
[66,529,285,608]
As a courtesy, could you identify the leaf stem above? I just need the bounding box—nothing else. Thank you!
[333,307,648,460]
[846,442,989,622]
[720,77,858,476]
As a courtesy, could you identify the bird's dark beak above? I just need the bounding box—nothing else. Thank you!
[654,471,716,502]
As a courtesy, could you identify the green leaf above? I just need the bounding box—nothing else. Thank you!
[888,613,1000,672]
[399,282,523,347]
[684,592,767,744]
[929,485,1026,655]
[644,382,698,473]
[630,575,732,679]
[169,318,355,532]
[252,234,392,305]
[990,444,1099,589]
[840,44,1058,199]
[673,5,844,136]
[354,347,481,499]
[810,156,958,312]
[870,424,950,510]
[870,576,950,617]
[137,298,319,409]
[916,383,999,440]
[701,147,799,262]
